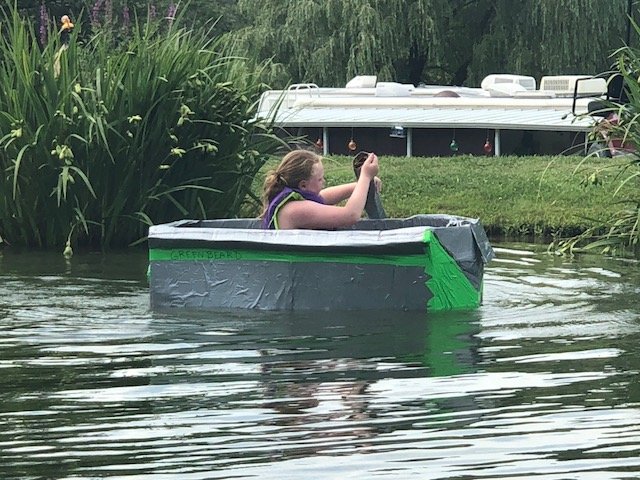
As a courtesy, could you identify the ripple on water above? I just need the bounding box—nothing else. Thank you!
[1,246,639,479]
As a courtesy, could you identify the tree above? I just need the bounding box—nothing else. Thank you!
[231,0,444,87]
[464,0,630,86]
[229,0,634,88]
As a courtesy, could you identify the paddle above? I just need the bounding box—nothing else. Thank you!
[352,151,386,219]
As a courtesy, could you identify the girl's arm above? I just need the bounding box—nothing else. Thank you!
[320,182,356,205]
[320,177,382,205]
[277,154,379,229]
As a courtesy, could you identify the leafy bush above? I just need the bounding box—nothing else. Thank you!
[553,39,640,256]
[0,1,281,250]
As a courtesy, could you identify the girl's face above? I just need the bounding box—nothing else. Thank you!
[300,161,325,194]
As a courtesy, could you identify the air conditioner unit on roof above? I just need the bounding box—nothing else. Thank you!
[375,82,413,97]
[346,75,377,88]
[540,75,607,96]
[481,74,537,92]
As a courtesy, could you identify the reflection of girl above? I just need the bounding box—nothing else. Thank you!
[261,150,380,229]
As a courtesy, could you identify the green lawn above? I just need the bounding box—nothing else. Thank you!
[248,154,638,240]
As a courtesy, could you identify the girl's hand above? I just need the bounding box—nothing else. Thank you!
[361,152,379,179]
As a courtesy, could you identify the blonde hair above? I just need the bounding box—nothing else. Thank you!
[261,150,322,217]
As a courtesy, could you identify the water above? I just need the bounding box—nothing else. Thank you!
[1,245,639,479]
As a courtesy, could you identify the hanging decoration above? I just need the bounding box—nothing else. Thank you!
[483,129,493,154]
[348,127,356,151]
[389,126,406,138]
[449,129,459,153]
[315,137,323,149]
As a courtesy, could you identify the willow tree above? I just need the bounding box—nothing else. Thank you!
[464,0,631,86]
[232,0,446,87]
[230,0,633,88]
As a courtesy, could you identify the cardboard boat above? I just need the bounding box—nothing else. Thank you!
[148,215,494,312]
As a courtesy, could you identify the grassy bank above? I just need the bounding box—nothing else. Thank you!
[247,154,637,240]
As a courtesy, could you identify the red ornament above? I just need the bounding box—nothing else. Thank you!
[315,138,323,149]
[348,139,357,151]
[483,140,493,154]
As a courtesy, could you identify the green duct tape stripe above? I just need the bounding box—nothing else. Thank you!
[149,248,427,267]
[423,230,481,311]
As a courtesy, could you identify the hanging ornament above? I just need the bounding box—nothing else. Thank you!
[315,138,323,149]
[348,126,357,151]
[483,139,493,154]
[449,139,459,152]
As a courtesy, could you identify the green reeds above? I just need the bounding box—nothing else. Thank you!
[552,33,640,256]
[0,2,281,249]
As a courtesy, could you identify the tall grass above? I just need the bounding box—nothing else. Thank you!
[0,2,282,250]
[552,34,640,256]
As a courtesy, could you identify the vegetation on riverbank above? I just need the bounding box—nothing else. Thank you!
[0,2,280,250]
[246,153,638,243]
[3,2,639,256]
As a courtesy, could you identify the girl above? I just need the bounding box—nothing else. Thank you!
[261,150,380,229]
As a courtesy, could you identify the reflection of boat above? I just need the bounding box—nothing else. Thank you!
[148,215,494,312]
[256,74,607,156]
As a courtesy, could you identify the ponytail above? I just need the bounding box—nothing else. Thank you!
[260,150,321,218]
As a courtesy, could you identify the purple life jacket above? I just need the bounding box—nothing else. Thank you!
[262,187,325,229]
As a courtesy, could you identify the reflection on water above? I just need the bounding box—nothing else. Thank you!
[0,245,639,479]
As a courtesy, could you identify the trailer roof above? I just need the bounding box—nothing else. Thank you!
[264,104,598,132]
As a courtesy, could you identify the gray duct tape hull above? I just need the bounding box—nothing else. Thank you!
[148,215,495,312]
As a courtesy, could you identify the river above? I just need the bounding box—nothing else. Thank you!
[1,244,639,479]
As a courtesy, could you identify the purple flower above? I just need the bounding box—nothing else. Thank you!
[167,2,177,24]
[122,5,130,32]
[91,0,103,29]
[39,2,48,46]
[105,0,113,26]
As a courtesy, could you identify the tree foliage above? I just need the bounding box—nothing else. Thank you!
[465,0,630,85]
[17,0,636,87]
[553,26,640,257]
[231,0,444,87]
[230,0,634,88]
